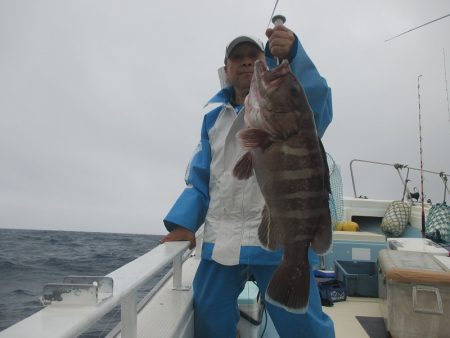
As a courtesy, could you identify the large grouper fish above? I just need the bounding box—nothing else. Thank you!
[233,59,332,313]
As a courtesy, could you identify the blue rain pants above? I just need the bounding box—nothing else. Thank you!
[193,259,335,338]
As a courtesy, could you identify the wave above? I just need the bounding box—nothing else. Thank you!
[0,260,30,271]
[0,228,162,334]
[12,289,35,297]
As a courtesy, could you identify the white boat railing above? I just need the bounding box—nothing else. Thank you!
[0,241,191,338]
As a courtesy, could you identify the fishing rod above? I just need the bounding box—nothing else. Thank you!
[267,0,286,65]
[417,75,426,235]
[385,14,450,42]
[267,0,281,28]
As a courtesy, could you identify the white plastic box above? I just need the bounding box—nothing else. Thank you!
[378,249,450,338]
[387,238,449,256]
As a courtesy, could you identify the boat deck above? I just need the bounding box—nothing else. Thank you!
[107,251,386,338]
[324,297,385,338]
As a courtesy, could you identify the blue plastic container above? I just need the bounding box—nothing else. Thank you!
[335,260,378,297]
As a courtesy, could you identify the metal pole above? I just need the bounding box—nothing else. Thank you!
[173,254,183,290]
[121,292,137,338]
[350,159,358,198]
[349,158,449,199]
[350,159,411,198]
[401,167,411,201]
[441,173,448,204]
[172,253,190,291]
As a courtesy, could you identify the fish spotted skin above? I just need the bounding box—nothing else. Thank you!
[233,59,331,313]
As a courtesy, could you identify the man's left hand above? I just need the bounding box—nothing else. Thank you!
[265,25,295,60]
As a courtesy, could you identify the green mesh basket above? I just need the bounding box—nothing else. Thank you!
[327,153,344,230]
[425,203,450,243]
[381,201,411,237]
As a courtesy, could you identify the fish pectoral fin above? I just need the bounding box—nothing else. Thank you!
[311,208,332,255]
[232,151,254,180]
[258,205,281,250]
[239,128,272,149]
[318,138,331,194]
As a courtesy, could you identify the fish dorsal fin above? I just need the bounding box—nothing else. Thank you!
[232,151,253,180]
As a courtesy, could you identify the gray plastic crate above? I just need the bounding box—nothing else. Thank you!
[335,260,378,297]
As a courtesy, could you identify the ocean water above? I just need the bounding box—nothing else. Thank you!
[0,228,164,337]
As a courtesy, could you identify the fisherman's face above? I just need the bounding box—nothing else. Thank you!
[225,43,266,92]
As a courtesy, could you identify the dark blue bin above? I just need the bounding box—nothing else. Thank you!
[335,260,378,297]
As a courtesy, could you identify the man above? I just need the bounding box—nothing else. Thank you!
[162,24,335,338]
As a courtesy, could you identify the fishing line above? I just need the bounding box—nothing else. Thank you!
[385,14,450,42]
[443,48,450,126]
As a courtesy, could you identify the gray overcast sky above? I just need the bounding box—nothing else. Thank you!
[1,0,449,235]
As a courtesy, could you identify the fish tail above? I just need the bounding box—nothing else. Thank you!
[265,261,310,313]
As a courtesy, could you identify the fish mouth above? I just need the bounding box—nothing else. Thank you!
[254,59,290,91]
[265,60,290,83]
[254,60,268,77]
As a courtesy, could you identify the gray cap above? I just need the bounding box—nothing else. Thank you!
[224,35,264,63]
